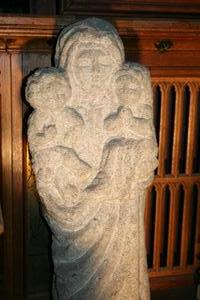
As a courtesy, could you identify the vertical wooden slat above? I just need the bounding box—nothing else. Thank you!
[11,53,24,300]
[165,84,176,174]
[0,53,24,300]
[167,184,177,268]
[0,53,14,299]
[152,83,161,146]
[153,184,164,270]
[157,83,170,177]
[185,83,199,175]
[194,184,200,266]
[145,185,157,269]
[180,184,191,267]
[144,186,151,253]
[171,83,184,177]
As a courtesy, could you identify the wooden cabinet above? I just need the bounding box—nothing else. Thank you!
[0,15,199,299]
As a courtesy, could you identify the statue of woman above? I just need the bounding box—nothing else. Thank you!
[26,18,158,300]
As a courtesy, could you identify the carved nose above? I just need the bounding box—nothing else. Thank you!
[143,104,152,114]
[93,63,100,73]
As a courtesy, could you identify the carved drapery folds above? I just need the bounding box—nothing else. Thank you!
[26,18,158,300]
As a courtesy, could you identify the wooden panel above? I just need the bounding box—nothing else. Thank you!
[0,54,5,297]
[60,0,200,15]
[0,53,13,300]
[11,53,24,299]
[0,52,24,300]
[185,83,199,175]
[147,76,200,290]
[29,0,56,15]
[150,273,194,290]
[195,185,200,265]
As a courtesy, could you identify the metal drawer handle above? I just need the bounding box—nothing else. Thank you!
[155,39,173,53]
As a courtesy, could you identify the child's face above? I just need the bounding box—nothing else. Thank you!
[27,77,71,111]
[115,72,152,119]
[26,81,42,109]
[41,79,70,110]
[115,74,141,105]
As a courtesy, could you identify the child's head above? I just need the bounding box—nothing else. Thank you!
[114,63,152,119]
[26,67,71,111]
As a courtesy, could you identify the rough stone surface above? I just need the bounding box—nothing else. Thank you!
[26,18,158,300]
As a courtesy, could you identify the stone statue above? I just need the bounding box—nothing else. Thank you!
[26,18,158,300]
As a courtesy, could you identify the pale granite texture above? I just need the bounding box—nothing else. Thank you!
[26,18,158,300]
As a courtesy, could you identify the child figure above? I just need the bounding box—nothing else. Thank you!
[104,63,155,141]
[26,67,72,154]
[115,63,153,119]
[103,62,158,187]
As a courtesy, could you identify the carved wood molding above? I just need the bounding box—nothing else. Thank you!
[0,16,199,37]
[0,16,199,69]
[60,0,200,15]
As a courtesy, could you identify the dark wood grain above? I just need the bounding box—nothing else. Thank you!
[60,0,200,15]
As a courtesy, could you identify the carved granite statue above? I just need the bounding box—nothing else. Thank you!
[26,18,158,300]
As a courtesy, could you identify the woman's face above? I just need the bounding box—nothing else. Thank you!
[73,47,116,90]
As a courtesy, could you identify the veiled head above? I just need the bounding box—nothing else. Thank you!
[55,18,125,90]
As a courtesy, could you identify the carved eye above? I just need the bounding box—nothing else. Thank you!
[77,55,93,68]
[99,63,109,68]
[98,58,111,68]
[127,82,140,93]
[116,80,125,91]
